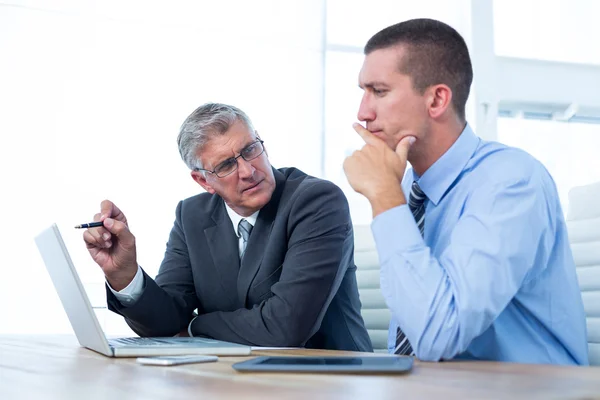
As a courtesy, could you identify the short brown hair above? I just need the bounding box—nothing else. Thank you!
[365,18,473,121]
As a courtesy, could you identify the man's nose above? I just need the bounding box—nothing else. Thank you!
[357,94,375,122]
[237,157,255,178]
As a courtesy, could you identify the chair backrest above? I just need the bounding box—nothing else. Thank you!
[353,225,390,352]
[566,181,600,366]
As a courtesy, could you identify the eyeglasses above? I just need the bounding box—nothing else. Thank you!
[196,140,265,178]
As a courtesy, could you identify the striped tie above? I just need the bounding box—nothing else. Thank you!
[395,181,427,356]
[408,181,426,236]
[238,219,253,258]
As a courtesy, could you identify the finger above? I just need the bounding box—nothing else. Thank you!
[343,149,362,168]
[83,229,110,250]
[395,136,416,161]
[342,154,353,175]
[353,123,383,147]
[85,224,103,243]
[90,212,112,243]
[103,218,134,249]
[100,200,127,223]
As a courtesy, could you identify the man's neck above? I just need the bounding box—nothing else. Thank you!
[224,202,259,237]
[409,120,466,177]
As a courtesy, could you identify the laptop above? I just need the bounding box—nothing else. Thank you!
[34,223,251,357]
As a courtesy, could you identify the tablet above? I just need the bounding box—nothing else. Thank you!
[232,356,413,373]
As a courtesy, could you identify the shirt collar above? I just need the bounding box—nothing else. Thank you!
[224,203,259,238]
[413,123,480,206]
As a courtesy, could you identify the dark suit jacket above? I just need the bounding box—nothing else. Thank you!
[107,167,373,351]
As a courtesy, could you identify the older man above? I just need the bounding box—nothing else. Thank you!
[83,103,372,351]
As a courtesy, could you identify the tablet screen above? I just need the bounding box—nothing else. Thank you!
[233,356,413,373]
[256,357,393,365]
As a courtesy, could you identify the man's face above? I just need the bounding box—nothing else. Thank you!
[191,120,276,217]
[357,46,429,149]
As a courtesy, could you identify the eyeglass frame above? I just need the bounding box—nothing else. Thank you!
[194,139,266,178]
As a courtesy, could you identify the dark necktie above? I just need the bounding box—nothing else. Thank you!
[408,181,426,236]
[238,219,253,258]
[395,181,427,355]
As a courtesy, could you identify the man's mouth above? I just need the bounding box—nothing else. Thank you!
[367,126,383,134]
[242,180,262,193]
[370,130,386,139]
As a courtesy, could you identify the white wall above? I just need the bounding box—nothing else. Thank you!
[0,0,325,334]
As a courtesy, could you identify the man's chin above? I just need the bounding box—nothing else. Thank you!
[370,130,396,148]
[241,194,270,214]
[242,183,274,205]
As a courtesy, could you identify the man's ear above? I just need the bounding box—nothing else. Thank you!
[191,170,216,194]
[427,84,452,119]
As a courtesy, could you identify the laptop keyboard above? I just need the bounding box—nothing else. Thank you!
[110,337,167,346]
[109,336,221,346]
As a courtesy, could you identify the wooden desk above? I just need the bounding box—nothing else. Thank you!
[1,336,599,399]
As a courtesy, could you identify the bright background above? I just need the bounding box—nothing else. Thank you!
[1,0,599,334]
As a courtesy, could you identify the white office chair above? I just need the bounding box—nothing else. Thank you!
[353,225,390,352]
[566,181,600,366]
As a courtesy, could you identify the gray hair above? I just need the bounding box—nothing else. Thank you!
[177,103,255,170]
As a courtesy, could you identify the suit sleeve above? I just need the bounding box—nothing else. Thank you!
[106,201,199,337]
[190,181,353,346]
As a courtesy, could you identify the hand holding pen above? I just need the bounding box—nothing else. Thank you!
[80,200,139,291]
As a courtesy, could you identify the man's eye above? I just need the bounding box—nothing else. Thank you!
[217,159,236,171]
[373,89,386,96]
[243,143,259,157]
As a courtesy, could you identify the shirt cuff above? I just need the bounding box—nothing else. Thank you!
[106,265,144,306]
[371,205,424,263]
[187,316,198,337]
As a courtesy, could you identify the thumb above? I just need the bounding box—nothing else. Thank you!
[103,218,135,249]
[395,136,416,161]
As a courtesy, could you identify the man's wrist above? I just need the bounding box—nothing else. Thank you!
[108,266,144,306]
[368,187,407,218]
[106,268,138,292]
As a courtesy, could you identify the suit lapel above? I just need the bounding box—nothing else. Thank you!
[237,168,285,307]
[205,200,241,305]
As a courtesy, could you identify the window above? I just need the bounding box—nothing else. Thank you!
[498,117,600,212]
[326,0,469,48]
[494,0,600,65]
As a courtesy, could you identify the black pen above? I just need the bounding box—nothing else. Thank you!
[74,221,104,229]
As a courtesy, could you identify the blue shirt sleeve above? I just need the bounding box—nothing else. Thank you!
[373,177,550,361]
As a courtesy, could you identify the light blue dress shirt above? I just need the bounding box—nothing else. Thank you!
[373,124,589,365]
